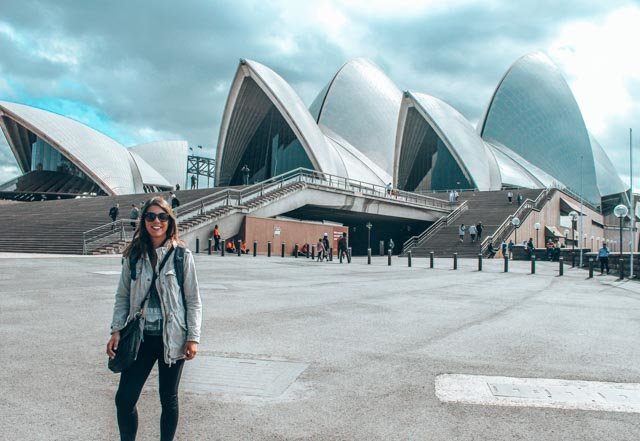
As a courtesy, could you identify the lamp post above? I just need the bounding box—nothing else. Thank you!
[591,236,594,250]
[614,204,629,258]
[366,222,372,250]
[534,222,540,248]
[511,216,520,243]
[568,210,578,251]
[564,230,569,247]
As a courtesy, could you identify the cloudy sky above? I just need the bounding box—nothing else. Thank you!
[0,0,638,188]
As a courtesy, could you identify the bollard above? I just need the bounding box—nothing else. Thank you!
[478,253,482,271]
[367,248,371,265]
[572,254,576,268]
[620,259,625,279]
[429,251,434,269]
[453,253,458,270]
[267,241,272,257]
[329,247,333,262]
[311,245,315,260]
[294,244,299,259]
[559,257,564,276]
[237,241,242,257]
[221,239,225,257]
[531,255,536,274]
[504,255,508,272]
[588,258,594,278]
[306,244,310,259]
[253,241,257,257]
[388,249,392,266]
[208,238,212,255]
[281,242,286,258]
[347,247,352,264]
[196,238,200,254]
[408,251,412,267]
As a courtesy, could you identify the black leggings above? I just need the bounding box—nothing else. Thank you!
[115,335,185,441]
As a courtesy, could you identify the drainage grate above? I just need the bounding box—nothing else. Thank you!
[179,356,308,398]
[436,374,640,413]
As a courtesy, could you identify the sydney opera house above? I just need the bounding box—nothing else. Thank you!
[0,51,629,212]
[0,101,187,197]
[216,52,628,211]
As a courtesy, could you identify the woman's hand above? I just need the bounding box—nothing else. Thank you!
[106,332,120,359]
[184,341,198,360]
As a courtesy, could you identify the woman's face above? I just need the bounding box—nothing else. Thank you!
[144,205,170,245]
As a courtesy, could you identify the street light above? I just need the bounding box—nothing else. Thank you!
[614,204,628,258]
[568,210,578,251]
[534,222,541,248]
[511,216,520,243]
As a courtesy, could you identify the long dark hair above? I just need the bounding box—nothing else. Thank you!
[123,196,180,258]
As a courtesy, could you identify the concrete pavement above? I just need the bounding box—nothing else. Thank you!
[1,253,639,440]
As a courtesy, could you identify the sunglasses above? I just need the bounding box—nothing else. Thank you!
[144,212,170,222]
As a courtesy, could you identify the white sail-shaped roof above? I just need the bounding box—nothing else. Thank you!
[310,58,402,173]
[129,140,187,188]
[216,59,347,186]
[128,150,172,188]
[0,101,141,195]
[589,134,628,197]
[395,92,502,191]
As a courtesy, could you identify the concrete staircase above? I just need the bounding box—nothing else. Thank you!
[408,189,545,258]
[0,187,233,254]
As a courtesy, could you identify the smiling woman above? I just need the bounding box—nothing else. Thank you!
[107,196,202,441]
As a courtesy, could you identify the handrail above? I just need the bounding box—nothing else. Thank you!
[480,188,550,254]
[401,200,468,254]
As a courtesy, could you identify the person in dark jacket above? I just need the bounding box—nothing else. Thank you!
[337,232,348,263]
[109,203,119,230]
[322,233,330,261]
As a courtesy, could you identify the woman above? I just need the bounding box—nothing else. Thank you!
[106,196,202,441]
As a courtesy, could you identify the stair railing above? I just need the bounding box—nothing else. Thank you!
[480,188,549,255]
[82,220,134,254]
[400,200,468,255]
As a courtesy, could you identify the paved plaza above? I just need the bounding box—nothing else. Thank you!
[1,253,639,440]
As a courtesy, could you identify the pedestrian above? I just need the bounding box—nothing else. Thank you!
[316,237,326,262]
[458,224,465,242]
[388,238,395,254]
[212,224,221,251]
[175,183,180,191]
[449,190,454,203]
[337,232,348,263]
[487,243,496,258]
[517,193,523,205]
[526,238,534,259]
[476,222,483,240]
[454,190,459,202]
[106,196,202,441]
[501,240,507,258]
[507,190,513,204]
[386,182,392,197]
[469,224,477,243]
[190,174,197,190]
[129,204,139,229]
[241,164,250,186]
[323,233,331,261]
[109,203,119,230]
[508,239,514,259]
[598,242,610,274]
[170,192,180,217]
[546,239,555,261]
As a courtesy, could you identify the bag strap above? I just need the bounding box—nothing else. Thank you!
[173,246,187,324]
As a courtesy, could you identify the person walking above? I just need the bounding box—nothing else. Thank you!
[386,182,392,197]
[106,196,202,441]
[458,224,465,242]
[212,225,221,252]
[109,203,120,230]
[337,232,348,263]
[170,192,180,217]
[517,193,523,205]
[388,238,395,254]
[526,238,535,260]
[316,237,326,262]
[190,175,197,190]
[598,242,610,275]
[501,240,507,258]
[323,233,331,261]
[476,222,483,240]
[508,239,514,259]
[241,164,250,185]
[469,224,477,243]
[129,204,139,230]
[507,191,513,204]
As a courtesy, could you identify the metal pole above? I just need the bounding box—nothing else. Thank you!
[588,258,594,278]
[430,251,434,269]
[620,258,625,280]
[221,239,225,256]
[237,241,242,257]
[367,248,371,265]
[579,155,584,268]
[208,238,212,255]
[388,249,392,266]
[267,241,271,257]
[196,238,200,254]
[306,244,310,259]
[531,255,536,274]
[281,242,286,258]
[294,244,299,259]
[630,128,635,279]
[253,241,257,257]
[504,255,508,272]
[311,245,315,260]
[453,253,457,270]
[559,257,564,276]
[408,251,412,267]
[478,253,482,271]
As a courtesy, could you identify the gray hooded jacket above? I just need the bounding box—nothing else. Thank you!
[110,241,202,365]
